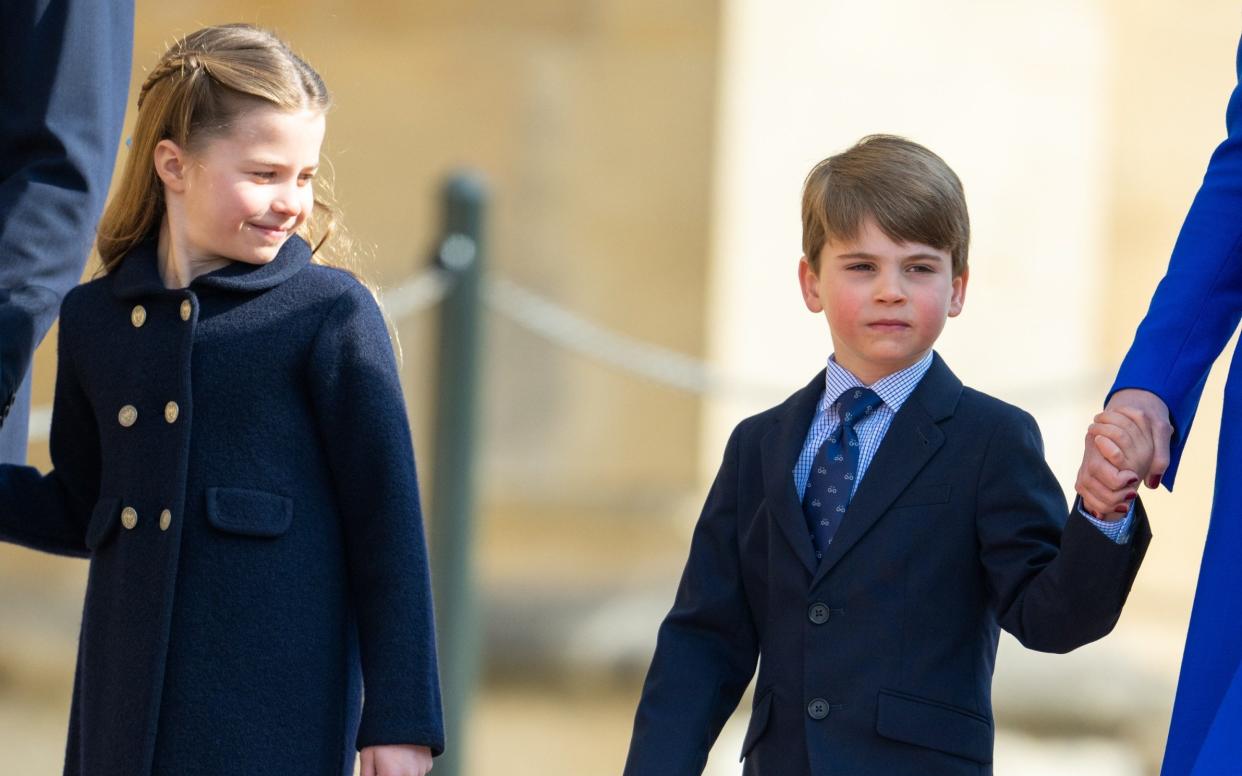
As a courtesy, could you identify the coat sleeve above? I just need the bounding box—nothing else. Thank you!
[0,292,101,556]
[1109,36,1242,488]
[977,409,1150,654]
[0,0,133,420]
[306,282,444,755]
[624,424,759,776]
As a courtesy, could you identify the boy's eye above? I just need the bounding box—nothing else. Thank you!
[907,264,936,273]
[845,264,875,272]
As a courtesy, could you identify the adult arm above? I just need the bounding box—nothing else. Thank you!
[1106,38,1242,490]
[0,0,133,424]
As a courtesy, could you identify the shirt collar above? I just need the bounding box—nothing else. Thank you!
[110,234,313,300]
[823,350,935,414]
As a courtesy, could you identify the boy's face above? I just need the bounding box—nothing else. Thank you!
[799,216,967,385]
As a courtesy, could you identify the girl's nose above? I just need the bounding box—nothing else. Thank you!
[271,183,302,216]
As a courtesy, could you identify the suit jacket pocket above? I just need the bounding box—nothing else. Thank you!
[739,688,774,761]
[891,484,952,510]
[206,487,293,538]
[84,497,121,551]
[875,689,992,763]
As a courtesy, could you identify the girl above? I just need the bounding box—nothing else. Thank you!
[0,24,441,776]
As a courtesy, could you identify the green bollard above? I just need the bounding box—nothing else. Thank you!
[429,171,487,776]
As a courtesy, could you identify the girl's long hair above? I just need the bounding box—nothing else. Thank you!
[96,24,354,275]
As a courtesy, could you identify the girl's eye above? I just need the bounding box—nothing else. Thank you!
[298,173,316,184]
[250,171,276,180]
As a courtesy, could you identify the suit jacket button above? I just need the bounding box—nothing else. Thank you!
[807,698,830,720]
[121,507,138,530]
[118,405,137,427]
[164,401,180,423]
[159,509,172,531]
[180,299,192,321]
[808,603,830,625]
[131,305,147,327]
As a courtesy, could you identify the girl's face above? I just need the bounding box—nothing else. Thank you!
[174,106,325,266]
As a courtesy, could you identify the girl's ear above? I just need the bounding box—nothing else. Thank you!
[153,139,189,194]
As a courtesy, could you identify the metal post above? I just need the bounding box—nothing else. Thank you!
[429,171,486,776]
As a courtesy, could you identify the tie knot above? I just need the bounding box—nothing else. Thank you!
[834,387,882,427]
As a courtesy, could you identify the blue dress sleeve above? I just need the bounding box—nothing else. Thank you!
[1111,38,1242,489]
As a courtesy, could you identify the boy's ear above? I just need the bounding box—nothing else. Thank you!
[948,268,969,317]
[153,139,190,193]
[798,256,824,313]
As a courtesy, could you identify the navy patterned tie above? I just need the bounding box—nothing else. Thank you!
[802,387,884,560]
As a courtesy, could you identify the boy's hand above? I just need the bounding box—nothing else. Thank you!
[360,745,433,776]
[1075,389,1172,518]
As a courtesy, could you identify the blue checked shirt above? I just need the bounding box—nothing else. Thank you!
[794,352,1134,543]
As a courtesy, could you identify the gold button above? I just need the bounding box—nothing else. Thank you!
[118,405,137,427]
[131,305,147,328]
[180,300,192,321]
[159,509,172,531]
[121,507,137,530]
[164,401,179,423]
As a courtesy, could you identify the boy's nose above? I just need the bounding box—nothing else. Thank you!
[873,272,907,303]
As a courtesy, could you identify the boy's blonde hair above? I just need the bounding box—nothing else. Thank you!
[97,23,350,274]
[802,134,969,277]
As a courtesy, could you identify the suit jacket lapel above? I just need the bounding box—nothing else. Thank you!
[760,370,825,576]
[811,353,962,586]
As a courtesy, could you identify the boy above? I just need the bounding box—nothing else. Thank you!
[623,135,1151,776]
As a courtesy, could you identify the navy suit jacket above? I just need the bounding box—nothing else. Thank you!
[0,0,133,461]
[625,353,1150,776]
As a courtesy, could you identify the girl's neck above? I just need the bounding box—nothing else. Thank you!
[156,217,232,290]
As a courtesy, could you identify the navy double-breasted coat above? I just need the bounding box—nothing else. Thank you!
[0,235,444,775]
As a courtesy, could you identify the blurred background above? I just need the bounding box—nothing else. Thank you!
[1,1,1239,774]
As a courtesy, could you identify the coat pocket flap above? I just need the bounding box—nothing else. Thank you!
[85,497,121,551]
[206,487,293,538]
[891,484,952,509]
[739,689,774,761]
[876,689,992,763]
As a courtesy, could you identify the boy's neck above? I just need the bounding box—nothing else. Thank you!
[156,217,231,290]
[832,350,931,386]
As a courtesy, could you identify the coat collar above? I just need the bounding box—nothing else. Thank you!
[761,351,963,580]
[110,234,313,300]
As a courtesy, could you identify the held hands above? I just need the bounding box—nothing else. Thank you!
[1075,389,1173,519]
[360,745,433,776]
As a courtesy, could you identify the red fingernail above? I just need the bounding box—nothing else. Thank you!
[1147,476,1160,488]
[1125,492,1137,501]
[1126,477,1139,486]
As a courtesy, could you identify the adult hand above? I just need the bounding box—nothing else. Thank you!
[360,744,433,776]
[1075,388,1172,516]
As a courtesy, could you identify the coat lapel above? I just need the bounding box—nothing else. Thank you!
[811,353,962,586]
[760,370,826,576]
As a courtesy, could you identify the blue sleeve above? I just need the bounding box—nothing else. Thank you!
[0,291,101,555]
[1077,500,1134,544]
[0,0,133,416]
[1110,35,1242,489]
[306,283,444,755]
[624,425,759,775]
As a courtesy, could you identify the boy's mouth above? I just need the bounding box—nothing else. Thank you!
[868,319,911,330]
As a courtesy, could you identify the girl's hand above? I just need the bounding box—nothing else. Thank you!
[360,744,433,776]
